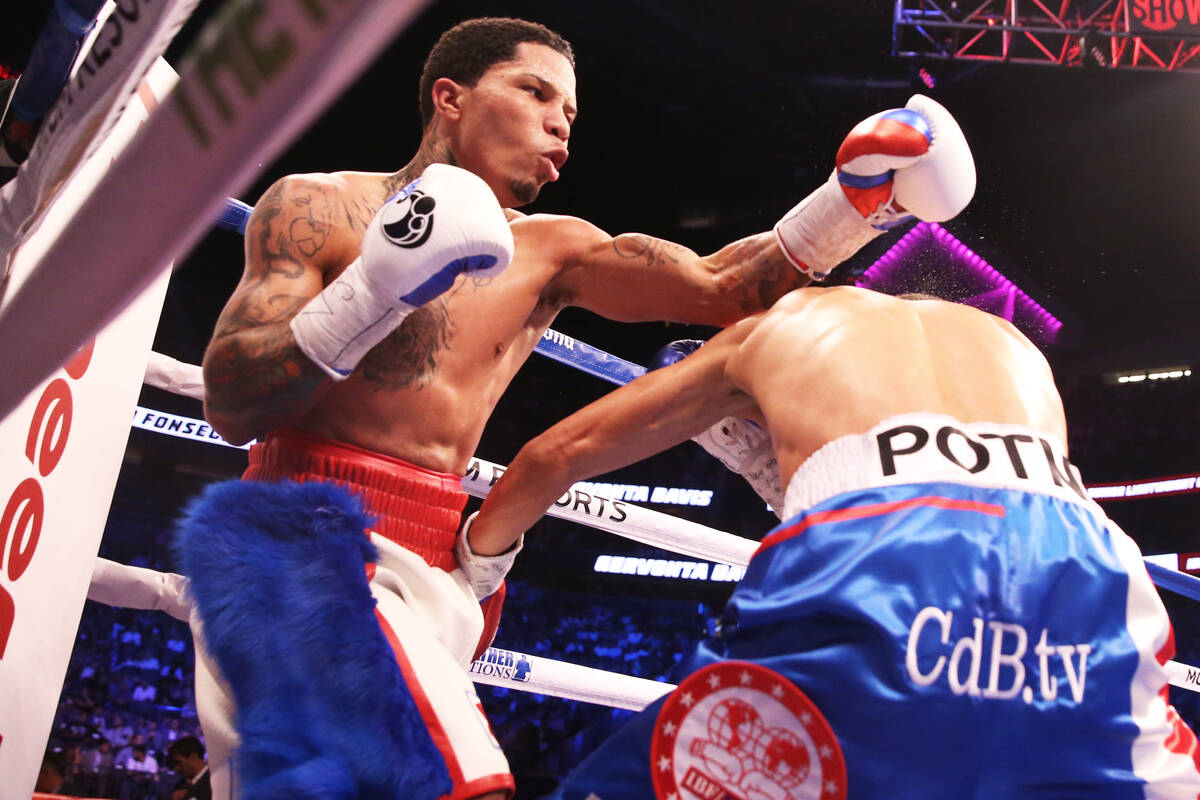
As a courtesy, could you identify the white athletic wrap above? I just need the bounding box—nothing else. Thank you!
[291,164,514,380]
[772,172,882,281]
[694,417,784,517]
[456,511,524,600]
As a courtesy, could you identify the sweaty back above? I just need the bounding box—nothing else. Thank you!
[729,286,1067,480]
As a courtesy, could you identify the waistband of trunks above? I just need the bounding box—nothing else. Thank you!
[781,413,1100,519]
[243,427,466,571]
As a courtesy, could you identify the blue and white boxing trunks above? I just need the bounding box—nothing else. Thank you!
[547,414,1200,800]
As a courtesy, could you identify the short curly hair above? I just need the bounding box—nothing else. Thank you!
[419,17,574,129]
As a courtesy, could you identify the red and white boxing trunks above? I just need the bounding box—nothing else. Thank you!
[183,427,512,800]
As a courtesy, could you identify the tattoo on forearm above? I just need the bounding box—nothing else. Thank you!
[612,235,687,267]
[358,301,454,390]
[714,235,807,312]
[204,317,325,426]
[216,290,307,337]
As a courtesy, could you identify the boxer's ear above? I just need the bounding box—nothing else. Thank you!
[431,77,466,122]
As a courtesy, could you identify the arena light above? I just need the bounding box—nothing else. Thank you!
[1115,368,1191,384]
[1087,472,1200,501]
[856,222,1062,345]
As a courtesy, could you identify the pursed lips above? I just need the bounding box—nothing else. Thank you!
[539,149,568,181]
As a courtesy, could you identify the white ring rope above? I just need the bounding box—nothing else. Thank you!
[145,351,205,400]
[462,456,756,567]
[470,647,672,712]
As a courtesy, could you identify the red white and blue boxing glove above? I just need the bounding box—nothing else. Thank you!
[291,163,514,379]
[649,340,784,517]
[774,94,975,281]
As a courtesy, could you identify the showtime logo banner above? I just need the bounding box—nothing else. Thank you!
[1131,0,1200,33]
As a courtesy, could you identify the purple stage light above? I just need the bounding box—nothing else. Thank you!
[856,222,1062,345]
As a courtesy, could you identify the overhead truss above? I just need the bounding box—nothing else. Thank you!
[893,1,1200,72]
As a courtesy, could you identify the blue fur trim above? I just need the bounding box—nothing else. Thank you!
[175,480,453,799]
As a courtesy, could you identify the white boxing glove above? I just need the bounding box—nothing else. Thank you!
[694,417,784,518]
[455,511,523,601]
[291,163,514,379]
[773,94,975,280]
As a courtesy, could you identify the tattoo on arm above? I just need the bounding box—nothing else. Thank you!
[712,235,809,312]
[612,234,688,267]
[248,180,336,279]
[358,300,454,391]
[205,178,339,433]
[204,296,328,433]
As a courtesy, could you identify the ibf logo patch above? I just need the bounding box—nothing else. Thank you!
[381,182,436,248]
[650,661,845,800]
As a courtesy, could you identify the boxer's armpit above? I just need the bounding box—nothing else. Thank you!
[358,300,455,391]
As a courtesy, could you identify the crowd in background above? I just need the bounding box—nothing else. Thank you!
[41,601,202,798]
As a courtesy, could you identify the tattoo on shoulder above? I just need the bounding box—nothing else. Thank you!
[342,195,380,236]
[612,235,687,267]
[249,179,336,278]
[357,301,454,390]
